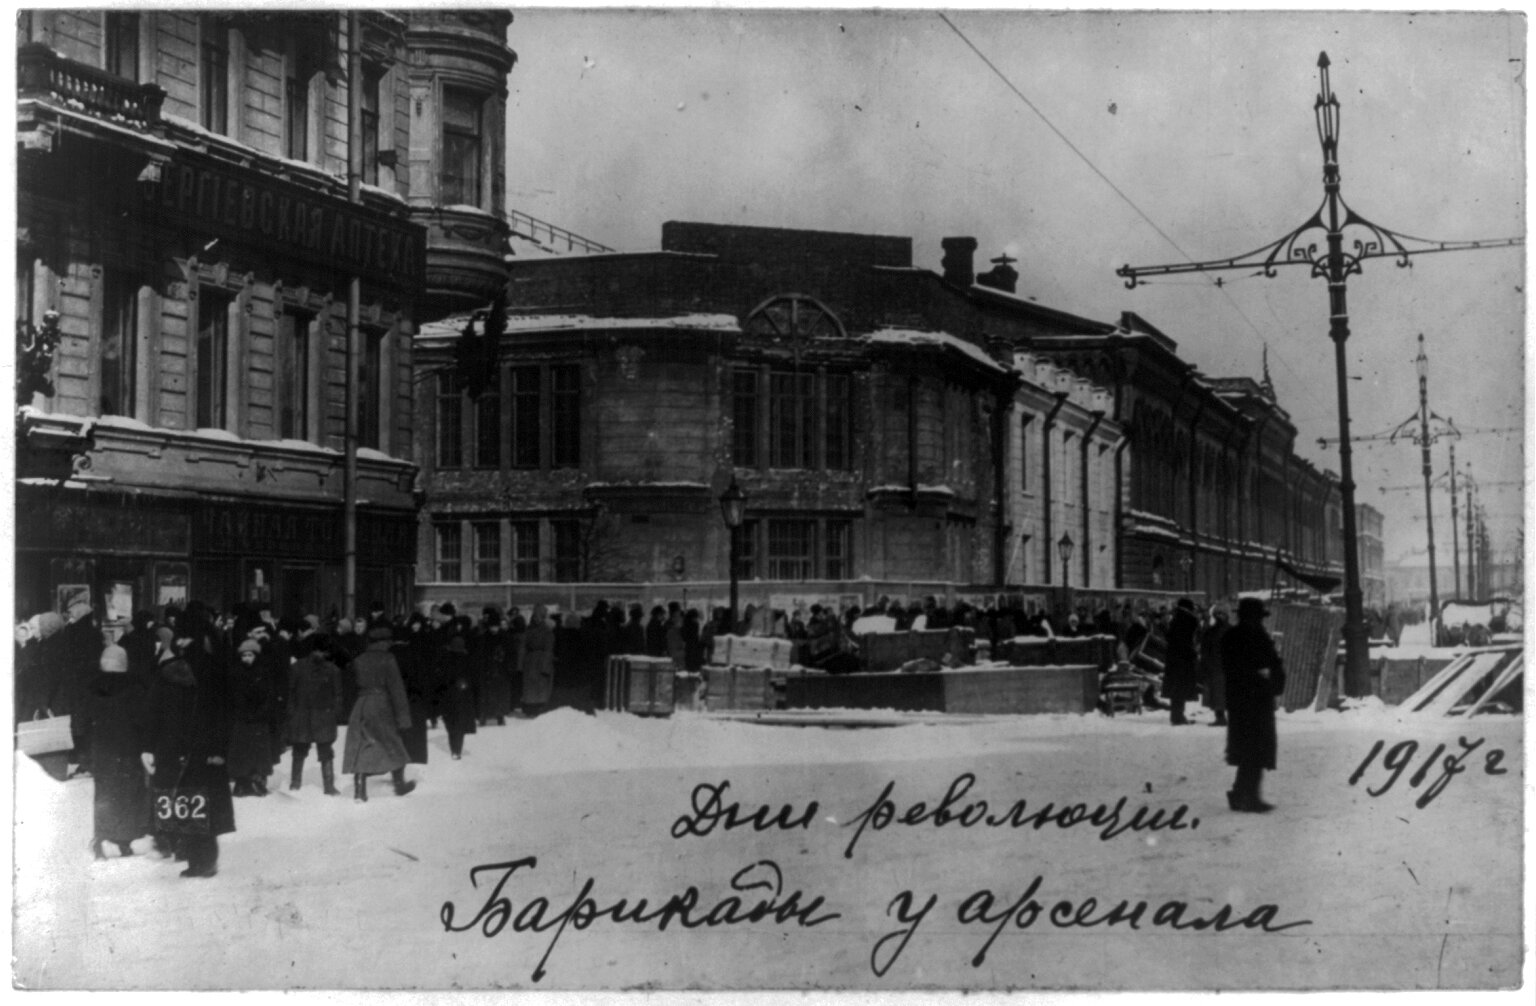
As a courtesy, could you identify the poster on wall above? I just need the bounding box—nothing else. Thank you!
[156,566,189,608]
[53,583,90,616]
[105,581,134,623]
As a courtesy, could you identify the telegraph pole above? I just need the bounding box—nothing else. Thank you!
[1117,53,1521,695]
[1390,334,1459,640]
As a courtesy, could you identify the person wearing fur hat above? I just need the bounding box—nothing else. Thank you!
[341,626,416,802]
[1220,598,1285,813]
[438,634,477,759]
[142,632,235,878]
[84,645,151,859]
[284,640,343,794]
[227,639,275,797]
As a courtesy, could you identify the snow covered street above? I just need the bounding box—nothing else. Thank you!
[12,699,1524,991]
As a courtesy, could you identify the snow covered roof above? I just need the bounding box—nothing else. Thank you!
[864,327,1008,374]
[416,313,743,341]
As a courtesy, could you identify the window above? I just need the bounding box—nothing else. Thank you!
[732,368,759,466]
[284,40,310,161]
[825,520,852,581]
[441,88,482,206]
[510,521,539,582]
[99,273,138,418]
[361,64,384,185]
[436,372,463,468]
[737,366,854,471]
[767,519,815,581]
[509,364,580,470]
[747,518,853,581]
[474,379,500,468]
[552,520,581,583]
[195,289,232,430]
[276,311,311,440]
[551,364,581,468]
[105,12,140,80]
[824,374,851,471]
[510,365,540,468]
[199,18,229,135]
[435,523,462,582]
[1020,414,1034,488]
[769,371,815,469]
[15,256,34,326]
[473,522,501,583]
[359,327,384,450]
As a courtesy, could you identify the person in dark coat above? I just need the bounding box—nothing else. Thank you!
[1199,605,1231,727]
[439,634,477,759]
[518,604,556,715]
[341,626,416,802]
[644,605,669,657]
[619,604,646,657]
[142,631,235,878]
[333,618,363,725]
[226,639,276,796]
[1163,598,1201,726]
[284,641,344,794]
[1221,598,1285,813]
[681,608,704,672]
[393,616,434,764]
[473,609,512,727]
[118,611,160,692]
[56,601,103,776]
[84,645,150,859]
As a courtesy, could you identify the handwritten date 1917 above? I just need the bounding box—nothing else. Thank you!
[1347,735,1507,809]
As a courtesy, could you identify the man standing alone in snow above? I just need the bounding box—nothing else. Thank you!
[1220,598,1285,813]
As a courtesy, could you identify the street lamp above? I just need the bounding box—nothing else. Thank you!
[1116,53,1521,696]
[1057,532,1075,590]
[1179,552,1194,592]
[719,477,746,631]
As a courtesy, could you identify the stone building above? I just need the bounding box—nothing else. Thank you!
[413,221,1128,612]
[1356,502,1386,609]
[13,10,514,622]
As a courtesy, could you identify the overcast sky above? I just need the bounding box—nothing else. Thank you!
[503,8,1525,572]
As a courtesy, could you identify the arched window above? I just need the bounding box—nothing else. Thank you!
[744,294,846,344]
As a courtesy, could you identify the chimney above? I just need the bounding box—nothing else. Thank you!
[977,253,1019,294]
[941,236,978,288]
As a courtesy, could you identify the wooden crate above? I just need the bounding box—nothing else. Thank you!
[861,629,975,671]
[705,666,772,711]
[714,635,796,671]
[605,655,676,714]
[942,665,1099,715]
[784,671,945,712]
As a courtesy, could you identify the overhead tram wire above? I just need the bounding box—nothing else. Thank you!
[935,13,1331,418]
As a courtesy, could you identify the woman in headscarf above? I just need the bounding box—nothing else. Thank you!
[517,604,555,717]
[340,626,416,802]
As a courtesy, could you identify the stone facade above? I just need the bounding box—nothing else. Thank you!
[13,10,513,622]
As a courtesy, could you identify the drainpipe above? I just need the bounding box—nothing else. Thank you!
[1041,389,1068,584]
[1186,396,1205,594]
[1080,409,1104,587]
[1112,433,1132,590]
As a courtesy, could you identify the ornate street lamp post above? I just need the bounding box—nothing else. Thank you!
[1058,532,1075,590]
[719,478,746,631]
[1117,53,1521,696]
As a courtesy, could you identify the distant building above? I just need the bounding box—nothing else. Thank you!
[1356,503,1386,608]
[13,10,514,622]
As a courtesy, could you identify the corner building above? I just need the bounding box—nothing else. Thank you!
[14,10,514,622]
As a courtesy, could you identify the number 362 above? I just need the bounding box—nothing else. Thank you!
[155,794,207,821]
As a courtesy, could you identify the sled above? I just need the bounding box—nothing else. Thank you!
[1401,646,1520,716]
[1457,653,1523,718]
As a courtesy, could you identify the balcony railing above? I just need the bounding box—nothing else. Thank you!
[17,42,165,130]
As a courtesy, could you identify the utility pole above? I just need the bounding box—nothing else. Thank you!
[1447,441,1460,598]
[1117,54,1520,695]
[1390,334,1459,641]
[343,10,362,621]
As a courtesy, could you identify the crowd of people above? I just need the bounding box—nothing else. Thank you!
[11,587,1320,871]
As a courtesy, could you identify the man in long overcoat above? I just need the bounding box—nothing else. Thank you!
[517,605,556,715]
[84,644,150,858]
[341,626,416,802]
[1163,597,1201,725]
[285,640,344,794]
[1220,597,1285,813]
